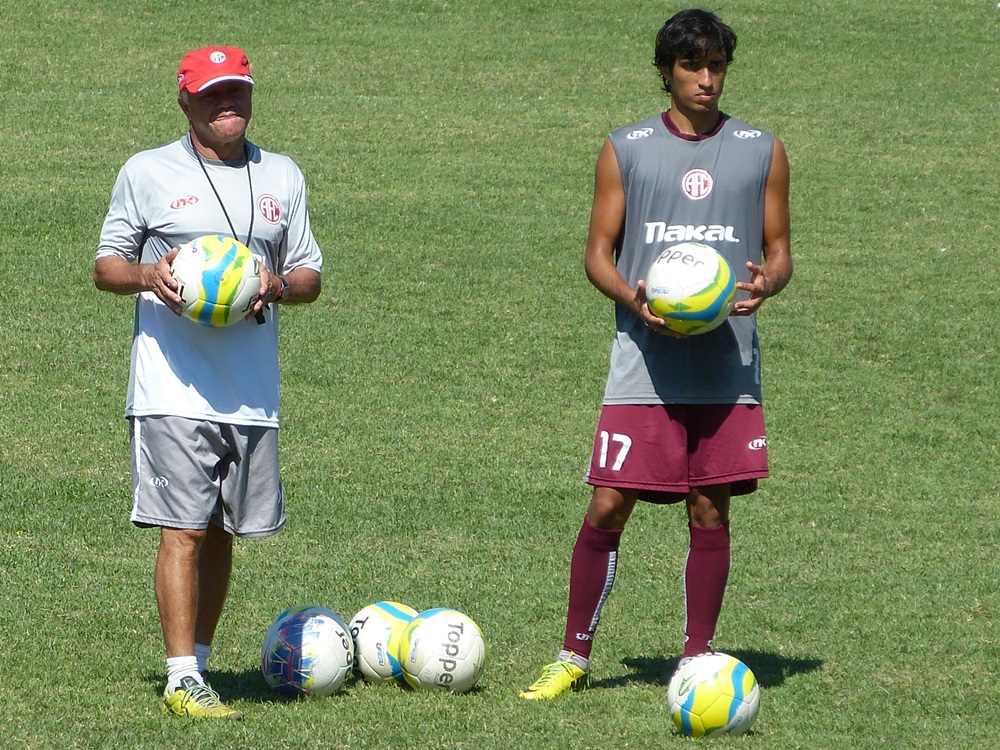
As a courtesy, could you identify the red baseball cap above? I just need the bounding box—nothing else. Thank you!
[177,46,254,93]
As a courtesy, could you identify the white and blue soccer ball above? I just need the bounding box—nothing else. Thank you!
[666,652,760,737]
[645,241,737,336]
[170,234,260,327]
[260,605,355,696]
[399,608,487,693]
[350,601,419,684]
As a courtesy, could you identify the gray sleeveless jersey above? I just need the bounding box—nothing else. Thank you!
[603,113,775,405]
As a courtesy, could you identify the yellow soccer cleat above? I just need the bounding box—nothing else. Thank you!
[519,658,589,700]
[162,676,243,719]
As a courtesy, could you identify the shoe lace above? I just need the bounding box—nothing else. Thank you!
[534,661,576,686]
[183,681,224,708]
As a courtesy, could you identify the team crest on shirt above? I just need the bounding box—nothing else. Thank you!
[681,169,713,200]
[257,194,282,224]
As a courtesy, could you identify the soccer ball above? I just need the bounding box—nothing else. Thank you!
[667,652,760,737]
[260,605,355,696]
[644,241,736,335]
[350,601,419,684]
[399,608,487,693]
[170,234,260,327]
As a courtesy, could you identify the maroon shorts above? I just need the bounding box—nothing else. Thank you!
[584,403,769,504]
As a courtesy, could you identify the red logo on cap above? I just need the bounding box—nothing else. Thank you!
[177,46,253,93]
[258,194,282,224]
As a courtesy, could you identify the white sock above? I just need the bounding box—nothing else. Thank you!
[195,643,212,674]
[166,656,202,693]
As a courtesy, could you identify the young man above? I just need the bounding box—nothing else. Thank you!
[520,9,792,699]
[94,47,323,718]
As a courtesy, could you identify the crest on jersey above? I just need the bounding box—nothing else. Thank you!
[257,194,282,224]
[681,169,713,200]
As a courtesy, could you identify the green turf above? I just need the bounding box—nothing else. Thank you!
[1,0,997,747]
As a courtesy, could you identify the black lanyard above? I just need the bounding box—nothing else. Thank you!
[191,133,255,249]
[191,135,268,324]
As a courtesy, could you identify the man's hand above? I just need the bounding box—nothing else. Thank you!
[248,263,274,319]
[141,248,183,315]
[636,280,686,338]
[732,261,774,316]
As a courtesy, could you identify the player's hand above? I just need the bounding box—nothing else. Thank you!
[248,264,273,319]
[636,280,685,338]
[146,248,183,315]
[732,261,773,316]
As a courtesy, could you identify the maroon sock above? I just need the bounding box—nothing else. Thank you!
[683,523,731,657]
[562,516,624,660]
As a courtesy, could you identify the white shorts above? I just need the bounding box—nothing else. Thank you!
[129,415,285,537]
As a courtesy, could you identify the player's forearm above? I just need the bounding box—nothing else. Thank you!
[585,249,620,297]
[278,268,322,305]
[93,255,156,296]
[586,253,642,316]
[763,247,793,297]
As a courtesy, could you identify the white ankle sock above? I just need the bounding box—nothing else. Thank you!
[166,655,202,693]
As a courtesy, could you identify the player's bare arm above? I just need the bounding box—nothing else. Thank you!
[94,249,183,315]
[733,138,792,316]
[273,267,321,306]
[584,139,677,336]
[282,268,322,304]
[249,266,322,317]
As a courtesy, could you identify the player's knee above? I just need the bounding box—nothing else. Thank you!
[686,488,729,528]
[159,526,209,556]
[587,488,636,529]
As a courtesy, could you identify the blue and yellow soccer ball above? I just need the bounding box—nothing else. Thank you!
[667,652,760,737]
[349,601,419,685]
[170,234,260,327]
[645,242,736,336]
[260,605,355,697]
[399,608,487,693]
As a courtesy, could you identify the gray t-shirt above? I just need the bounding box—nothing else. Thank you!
[603,113,774,405]
[97,136,323,426]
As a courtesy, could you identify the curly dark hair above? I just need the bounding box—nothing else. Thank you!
[654,9,738,92]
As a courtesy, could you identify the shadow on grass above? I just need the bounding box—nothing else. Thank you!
[148,668,299,704]
[149,669,487,702]
[592,649,824,690]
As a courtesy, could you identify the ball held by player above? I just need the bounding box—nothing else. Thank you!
[644,241,736,336]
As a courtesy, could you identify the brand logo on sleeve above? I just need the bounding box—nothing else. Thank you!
[626,127,654,140]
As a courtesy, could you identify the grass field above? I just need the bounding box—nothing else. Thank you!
[1,0,998,747]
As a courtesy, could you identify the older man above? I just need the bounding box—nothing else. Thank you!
[94,46,323,718]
